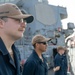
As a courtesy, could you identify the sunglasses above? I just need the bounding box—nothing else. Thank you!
[37,42,47,45]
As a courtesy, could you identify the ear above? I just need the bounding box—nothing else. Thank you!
[0,19,4,28]
[36,43,39,47]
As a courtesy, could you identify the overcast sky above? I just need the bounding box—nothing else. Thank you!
[48,0,75,30]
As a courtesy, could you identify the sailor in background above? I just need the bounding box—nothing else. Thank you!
[53,46,68,75]
[22,34,50,75]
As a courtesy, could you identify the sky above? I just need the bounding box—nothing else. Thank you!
[48,0,75,30]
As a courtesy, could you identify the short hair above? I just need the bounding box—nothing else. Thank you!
[57,46,65,52]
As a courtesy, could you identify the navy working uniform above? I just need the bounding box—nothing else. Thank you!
[54,53,68,75]
[0,38,21,75]
[22,50,48,75]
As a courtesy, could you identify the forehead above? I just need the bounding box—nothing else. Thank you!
[60,49,65,51]
[58,49,65,52]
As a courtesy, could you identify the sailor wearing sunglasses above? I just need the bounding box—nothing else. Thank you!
[22,34,50,75]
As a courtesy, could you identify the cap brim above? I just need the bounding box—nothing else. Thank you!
[46,38,51,42]
[9,14,34,23]
[23,15,34,23]
[43,38,51,42]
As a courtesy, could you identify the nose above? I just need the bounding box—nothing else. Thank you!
[46,43,48,46]
[21,22,27,28]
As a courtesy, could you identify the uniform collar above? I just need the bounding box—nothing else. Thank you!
[0,37,8,55]
[33,50,44,63]
[0,38,21,72]
[0,37,17,55]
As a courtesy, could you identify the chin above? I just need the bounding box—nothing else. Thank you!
[15,35,24,40]
[19,35,24,39]
[19,34,24,37]
[43,49,46,52]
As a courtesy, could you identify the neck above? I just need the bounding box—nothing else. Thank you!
[58,52,63,55]
[35,49,42,58]
[1,36,15,51]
